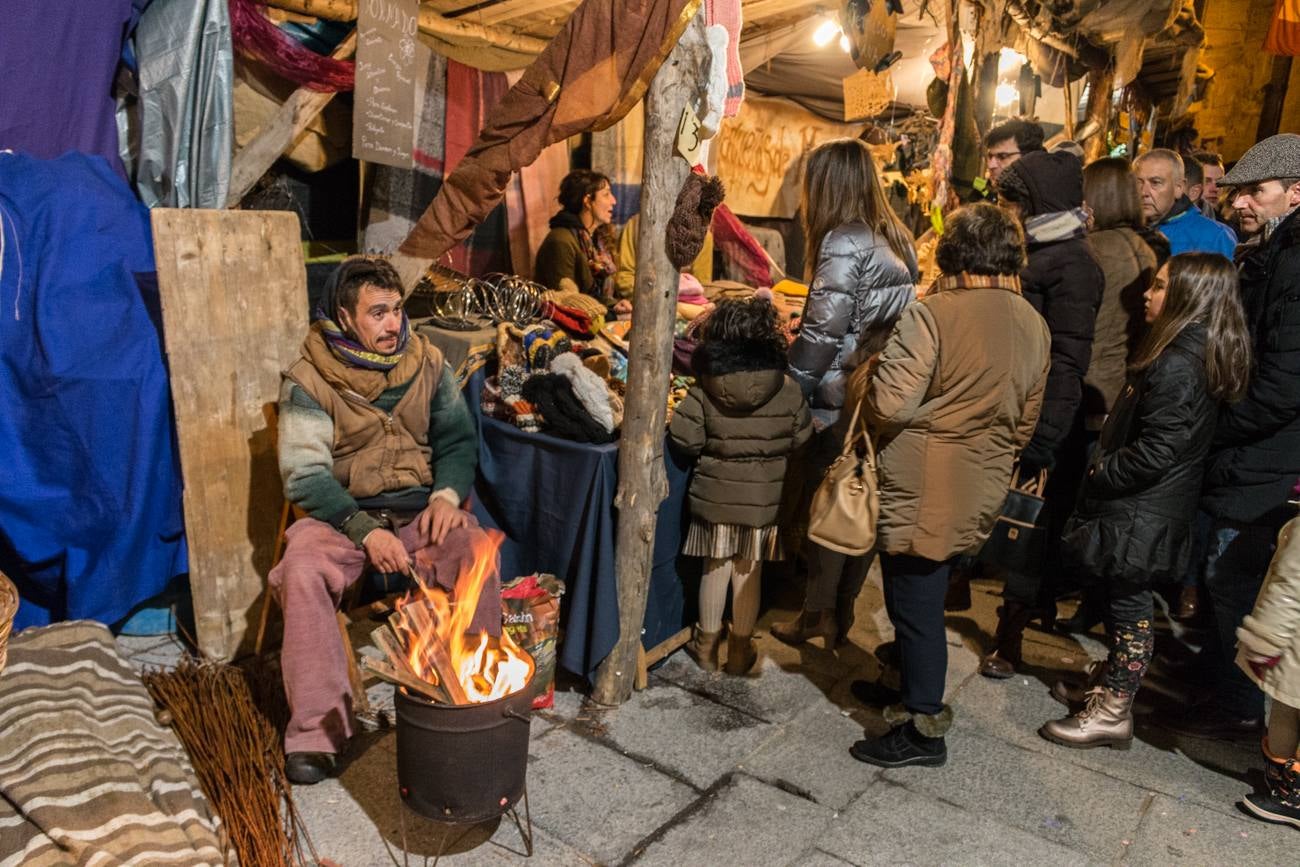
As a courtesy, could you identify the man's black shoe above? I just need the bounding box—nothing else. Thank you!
[850,678,902,707]
[285,751,336,785]
[1160,704,1264,741]
[1241,792,1300,829]
[849,721,946,768]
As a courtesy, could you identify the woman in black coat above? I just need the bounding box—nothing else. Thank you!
[1039,253,1251,750]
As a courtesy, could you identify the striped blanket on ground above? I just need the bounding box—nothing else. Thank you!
[0,621,226,866]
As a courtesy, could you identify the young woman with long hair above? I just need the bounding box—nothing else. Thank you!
[1041,253,1251,749]
[774,137,918,648]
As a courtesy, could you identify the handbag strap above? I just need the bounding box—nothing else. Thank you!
[1009,462,1049,496]
[838,402,878,464]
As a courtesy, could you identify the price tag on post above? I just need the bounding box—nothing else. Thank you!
[676,106,704,166]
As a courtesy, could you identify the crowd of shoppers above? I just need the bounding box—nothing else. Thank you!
[667,128,1300,827]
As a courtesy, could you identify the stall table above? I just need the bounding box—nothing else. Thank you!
[464,371,693,680]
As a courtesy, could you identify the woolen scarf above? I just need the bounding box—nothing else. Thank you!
[1022,207,1090,246]
[931,272,1022,294]
[550,211,617,298]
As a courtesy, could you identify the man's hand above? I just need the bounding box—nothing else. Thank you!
[612,299,633,316]
[363,528,410,575]
[418,498,471,546]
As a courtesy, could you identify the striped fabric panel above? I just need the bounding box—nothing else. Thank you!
[0,622,227,866]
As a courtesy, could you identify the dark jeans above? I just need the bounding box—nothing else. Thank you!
[1203,519,1277,720]
[1180,510,1213,588]
[880,552,953,716]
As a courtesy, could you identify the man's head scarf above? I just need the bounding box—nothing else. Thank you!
[315,256,410,371]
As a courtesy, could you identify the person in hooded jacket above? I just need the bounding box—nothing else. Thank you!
[670,294,814,675]
[1040,253,1250,750]
[979,149,1105,678]
[775,138,918,649]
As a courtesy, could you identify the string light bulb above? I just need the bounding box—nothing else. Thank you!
[812,18,840,47]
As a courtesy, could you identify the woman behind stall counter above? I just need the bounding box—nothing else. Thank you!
[534,170,632,315]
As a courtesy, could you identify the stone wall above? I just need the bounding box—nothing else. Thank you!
[1195,0,1300,161]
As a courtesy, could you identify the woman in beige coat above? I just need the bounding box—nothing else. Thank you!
[847,204,1051,769]
[1237,509,1300,827]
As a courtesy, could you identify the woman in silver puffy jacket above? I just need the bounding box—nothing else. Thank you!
[773,138,919,648]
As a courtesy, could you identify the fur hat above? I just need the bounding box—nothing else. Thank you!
[1221,134,1300,186]
[666,174,726,270]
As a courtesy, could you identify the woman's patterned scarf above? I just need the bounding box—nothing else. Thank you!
[551,211,617,298]
[315,308,411,371]
[931,272,1022,294]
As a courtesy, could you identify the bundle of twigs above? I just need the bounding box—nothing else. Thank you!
[143,658,317,867]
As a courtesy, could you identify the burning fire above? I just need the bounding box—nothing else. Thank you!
[391,529,534,704]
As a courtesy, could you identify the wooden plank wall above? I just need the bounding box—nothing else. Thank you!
[152,210,307,660]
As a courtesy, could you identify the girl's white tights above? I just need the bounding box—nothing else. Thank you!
[699,557,760,636]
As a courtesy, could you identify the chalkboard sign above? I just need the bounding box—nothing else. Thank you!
[353,0,419,169]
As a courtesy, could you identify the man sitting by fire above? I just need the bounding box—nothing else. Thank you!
[271,255,500,785]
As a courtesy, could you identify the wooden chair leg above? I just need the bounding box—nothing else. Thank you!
[253,499,292,656]
[337,609,371,716]
[635,643,649,691]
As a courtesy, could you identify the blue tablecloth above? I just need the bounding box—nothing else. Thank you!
[465,372,693,679]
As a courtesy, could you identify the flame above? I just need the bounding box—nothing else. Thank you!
[393,529,534,703]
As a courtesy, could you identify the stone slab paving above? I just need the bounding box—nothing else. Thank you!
[818,779,1096,866]
[631,774,836,867]
[110,569,1298,866]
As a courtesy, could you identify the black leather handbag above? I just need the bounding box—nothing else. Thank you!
[977,468,1049,574]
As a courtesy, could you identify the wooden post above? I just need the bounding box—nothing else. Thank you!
[226,31,358,207]
[1081,65,1115,165]
[589,11,708,706]
[1257,55,1294,142]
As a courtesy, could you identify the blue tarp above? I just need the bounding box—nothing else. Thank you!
[0,152,187,630]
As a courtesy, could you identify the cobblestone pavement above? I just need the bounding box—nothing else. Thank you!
[118,570,1293,865]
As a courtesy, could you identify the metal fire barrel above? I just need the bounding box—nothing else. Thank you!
[394,683,533,823]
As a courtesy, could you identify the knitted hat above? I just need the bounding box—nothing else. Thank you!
[1221,134,1300,186]
[666,174,726,270]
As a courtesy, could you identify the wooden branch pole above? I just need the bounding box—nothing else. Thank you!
[263,0,548,54]
[590,12,709,706]
[1081,65,1115,165]
[225,30,358,207]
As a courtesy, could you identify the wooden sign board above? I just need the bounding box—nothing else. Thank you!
[152,210,307,660]
[714,94,866,218]
[843,68,895,121]
[353,0,420,168]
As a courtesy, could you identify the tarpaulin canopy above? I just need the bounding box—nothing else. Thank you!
[0,152,187,630]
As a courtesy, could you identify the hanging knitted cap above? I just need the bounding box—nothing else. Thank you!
[666,173,726,271]
[1221,134,1300,187]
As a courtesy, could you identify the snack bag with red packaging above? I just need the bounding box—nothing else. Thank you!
[501,573,564,709]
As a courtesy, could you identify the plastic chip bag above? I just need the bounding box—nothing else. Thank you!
[501,573,564,709]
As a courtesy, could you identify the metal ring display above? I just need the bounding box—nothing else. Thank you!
[424,272,546,329]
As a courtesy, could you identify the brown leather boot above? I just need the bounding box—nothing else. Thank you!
[1039,687,1134,750]
[979,602,1032,679]
[684,624,722,672]
[770,609,836,647]
[724,629,757,676]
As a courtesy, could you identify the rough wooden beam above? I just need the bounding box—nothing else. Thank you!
[742,0,827,25]
[226,30,357,207]
[460,0,574,26]
[590,11,709,707]
[264,0,548,52]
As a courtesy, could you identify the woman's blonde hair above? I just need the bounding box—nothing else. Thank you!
[1130,252,1251,401]
[801,138,913,279]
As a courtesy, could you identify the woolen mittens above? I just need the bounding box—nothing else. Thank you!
[666,174,726,271]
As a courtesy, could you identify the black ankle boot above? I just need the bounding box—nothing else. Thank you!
[850,720,947,768]
[1242,738,1300,829]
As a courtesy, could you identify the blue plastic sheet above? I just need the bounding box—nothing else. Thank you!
[0,152,187,630]
[465,371,690,678]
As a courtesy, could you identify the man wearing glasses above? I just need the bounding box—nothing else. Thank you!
[984,119,1046,186]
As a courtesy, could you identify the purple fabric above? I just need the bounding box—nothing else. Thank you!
[0,0,134,178]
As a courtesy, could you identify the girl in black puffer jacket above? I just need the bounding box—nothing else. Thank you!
[1039,253,1251,750]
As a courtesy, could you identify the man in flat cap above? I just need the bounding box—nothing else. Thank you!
[1166,134,1300,740]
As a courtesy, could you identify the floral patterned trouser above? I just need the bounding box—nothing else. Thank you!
[1102,619,1155,695]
